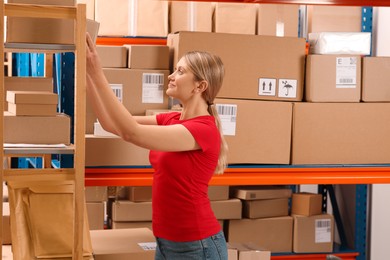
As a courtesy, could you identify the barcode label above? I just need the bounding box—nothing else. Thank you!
[138,242,157,251]
[142,73,164,104]
[216,104,237,136]
[109,84,123,103]
[336,57,357,88]
[315,219,332,243]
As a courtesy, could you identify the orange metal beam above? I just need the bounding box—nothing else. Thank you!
[85,166,390,186]
[271,252,359,259]
[96,37,166,46]
[169,0,390,6]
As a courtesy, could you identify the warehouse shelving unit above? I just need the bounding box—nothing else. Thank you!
[1,2,87,259]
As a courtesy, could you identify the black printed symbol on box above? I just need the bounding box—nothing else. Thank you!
[258,78,276,96]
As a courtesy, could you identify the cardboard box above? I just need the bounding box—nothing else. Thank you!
[215,99,292,164]
[214,3,257,35]
[169,1,213,33]
[127,187,153,202]
[211,199,242,220]
[85,186,108,202]
[293,214,334,253]
[85,135,150,166]
[125,45,169,70]
[291,193,323,216]
[112,221,153,230]
[86,68,170,134]
[112,201,152,222]
[362,57,390,102]
[86,202,105,230]
[4,77,53,110]
[228,243,271,260]
[231,186,292,201]
[6,91,58,104]
[305,55,361,102]
[90,228,155,260]
[292,103,390,164]
[227,217,293,253]
[307,5,362,33]
[168,31,306,101]
[243,198,289,219]
[95,0,168,37]
[7,103,57,116]
[4,112,71,144]
[7,0,76,44]
[257,4,299,37]
[208,186,229,201]
[97,45,128,68]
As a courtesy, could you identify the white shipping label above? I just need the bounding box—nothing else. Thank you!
[336,57,357,88]
[216,104,237,136]
[276,21,285,37]
[142,73,164,104]
[109,84,123,103]
[258,78,276,96]
[315,219,332,243]
[278,79,297,98]
[138,242,157,251]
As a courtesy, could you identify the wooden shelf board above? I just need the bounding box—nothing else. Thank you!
[85,166,390,186]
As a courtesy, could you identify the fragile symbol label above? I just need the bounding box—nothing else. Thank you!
[258,78,276,96]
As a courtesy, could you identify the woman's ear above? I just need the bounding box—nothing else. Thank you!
[197,80,208,93]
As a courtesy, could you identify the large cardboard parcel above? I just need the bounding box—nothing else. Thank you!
[215,99,292,164]
[168,31,306,101]
[257,4,299,37]
[292,103,390,164]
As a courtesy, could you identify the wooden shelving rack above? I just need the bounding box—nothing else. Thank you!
[1,2,86,259]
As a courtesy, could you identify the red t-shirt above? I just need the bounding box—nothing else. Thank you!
[149,112,222,242]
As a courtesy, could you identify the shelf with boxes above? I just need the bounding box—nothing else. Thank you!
[0,1,92,259]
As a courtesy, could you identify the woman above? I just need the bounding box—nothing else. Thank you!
[86,33,228,260]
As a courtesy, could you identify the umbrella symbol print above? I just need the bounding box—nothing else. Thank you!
[282,80,293,96]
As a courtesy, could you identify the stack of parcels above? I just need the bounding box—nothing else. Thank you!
[227,186,293,253]
[85,186,108,230]
[85,44,171,167]
[291,192,334,253]
[228,242,271,260]
[4,79,70,145]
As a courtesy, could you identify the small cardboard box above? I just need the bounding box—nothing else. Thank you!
[291,193,323,216]
[257,4,299,37]
[292,102,390,164]
[85,186,108,202]
[97,45,128,68]
[208,186,229,201]
[215,99,293,164]
[127,187,153,202]
[168,31,306,101]
[125,45,169,70]
[95,0,168,37]
[6,91,58,104]
[169,1,213,33]
[85,135,150,166]
[293,214,334,253]
[86,202,105,230]
[232,186,292,200]
[7,0,76,44]
[112,221,153,230]
[211,199,242,220]
[362,56,390,102]
[86,68,170,134]
[90,228,156,260]
[228,242,271,260]
[112,201,152,222]
[305,54,361,102]
[227,217,293,253]
[7,103,57,116]
[243,198,289,219]
[307,5,362,33]
[214,3,257,35]
[4,112,70,144]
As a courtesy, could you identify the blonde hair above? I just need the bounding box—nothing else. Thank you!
[183,51,228,174]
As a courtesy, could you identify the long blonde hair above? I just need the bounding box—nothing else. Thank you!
[182,51,228,174]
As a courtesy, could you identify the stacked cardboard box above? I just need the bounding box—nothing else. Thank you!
[85,186,108,230]
[291,192,334,253]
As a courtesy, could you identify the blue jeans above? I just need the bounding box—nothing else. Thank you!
[155,231,228,260]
